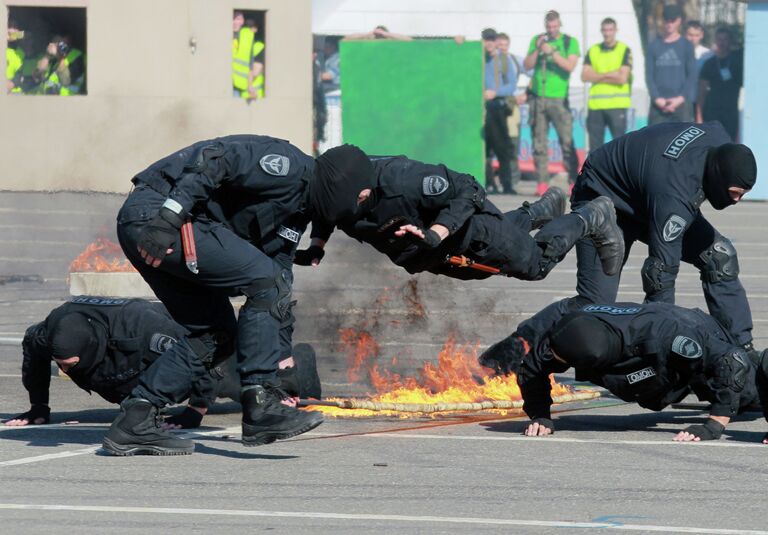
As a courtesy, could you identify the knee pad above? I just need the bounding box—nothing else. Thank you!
[243,269,296,326]
[187,330,234,369]
[695,235,740,283]
[641,257,678,295]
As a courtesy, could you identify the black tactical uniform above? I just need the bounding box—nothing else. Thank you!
[571,122,758,347]
[14,297,236,425]
[305,155,624,281]
[105,137,374,454]
[480,298,763,440]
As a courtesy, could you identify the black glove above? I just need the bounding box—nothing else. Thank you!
[683,419,725,440]
[137,206,185,263]
[529,417,554,434]
[294,245,325,266]
[164,406,204,429]
[7,404,50,425]
[405,227,442,249]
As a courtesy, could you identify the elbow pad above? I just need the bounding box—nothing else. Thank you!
[182,143,226,174]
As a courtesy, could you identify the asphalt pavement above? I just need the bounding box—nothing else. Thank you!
[0,185,766,534]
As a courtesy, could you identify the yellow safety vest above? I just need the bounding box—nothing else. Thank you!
[6,47,24,81]
[250,40,265,98]
[587,41,631,110]
[233,28,254,90]
[43,49,85,96]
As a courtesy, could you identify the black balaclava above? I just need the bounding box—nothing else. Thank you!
[311,144,375,224]
[703,143,757,210]
[49,314,101,374]
[549,313,623,370]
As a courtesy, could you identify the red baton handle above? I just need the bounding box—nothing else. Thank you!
[181,221,198,274]
[446,255,501,274]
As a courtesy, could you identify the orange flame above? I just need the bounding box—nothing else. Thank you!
[69,238,136,273]
[315,331,574,418]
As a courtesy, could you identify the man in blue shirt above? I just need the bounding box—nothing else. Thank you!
[645,5,697,124]
[483,28,520,194]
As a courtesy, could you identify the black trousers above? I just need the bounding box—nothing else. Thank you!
[485,100,516,192]
[572,191,753,346]
[586,108,628,151]
[429,209,583,281]
[117,186,294,407]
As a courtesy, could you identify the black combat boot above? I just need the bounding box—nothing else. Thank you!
[574,196,625,276]
[241,385,324,446]
[521,186,568,230]
[102,398,194,456]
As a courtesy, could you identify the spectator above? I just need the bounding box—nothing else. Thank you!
[343,25,413,42]
[246,18,265,99]
[232,11,264,101]
[697,28,743,141]
[645,4,696,124]
[321,39,341,93]
[482,28,517,195]
[524,10,580,196]
[6,19,25,94]
[38,35,85,95]
[685,20,713,116]
[496,32,529,193]
[686,20,714,67]
[312,49,328,152]
[581,17,633,151]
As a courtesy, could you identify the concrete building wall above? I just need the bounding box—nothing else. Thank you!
[1,0,312,192]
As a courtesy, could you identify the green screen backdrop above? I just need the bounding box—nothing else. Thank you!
[340,40,485,184]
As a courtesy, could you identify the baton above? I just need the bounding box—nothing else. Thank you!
[445,255,501,274]
[181,221,199,274]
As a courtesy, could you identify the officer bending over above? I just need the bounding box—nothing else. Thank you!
[105,136,373,455]
[295,154,625,281]
[3,297,320,429]
[571,121,758,355]
[480,298,768,442]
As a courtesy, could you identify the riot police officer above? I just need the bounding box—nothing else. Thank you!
[4,297,321,429]
[570,122,758,353]
[104,136,374,455]
[295,154,625,281]
[480,298,768,442]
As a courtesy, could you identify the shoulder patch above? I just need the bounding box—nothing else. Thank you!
[149,333,177,354]
[626,367,657,385]
[662,214,687,242]
[671,335,703,359]
[277,225,301,243]
[423,175,449,196]
[663,126,705,160]
[260,154,290,176]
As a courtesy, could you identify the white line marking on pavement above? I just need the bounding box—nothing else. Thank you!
[302,432,767,448]
[0,426,242,467]
[0,503,763,534]
[0,447,101,466]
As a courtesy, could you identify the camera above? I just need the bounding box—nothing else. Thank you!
[57,41,70,56]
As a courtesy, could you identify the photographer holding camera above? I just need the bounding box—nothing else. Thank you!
[524,10,580,196]
[37,35,85,95]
